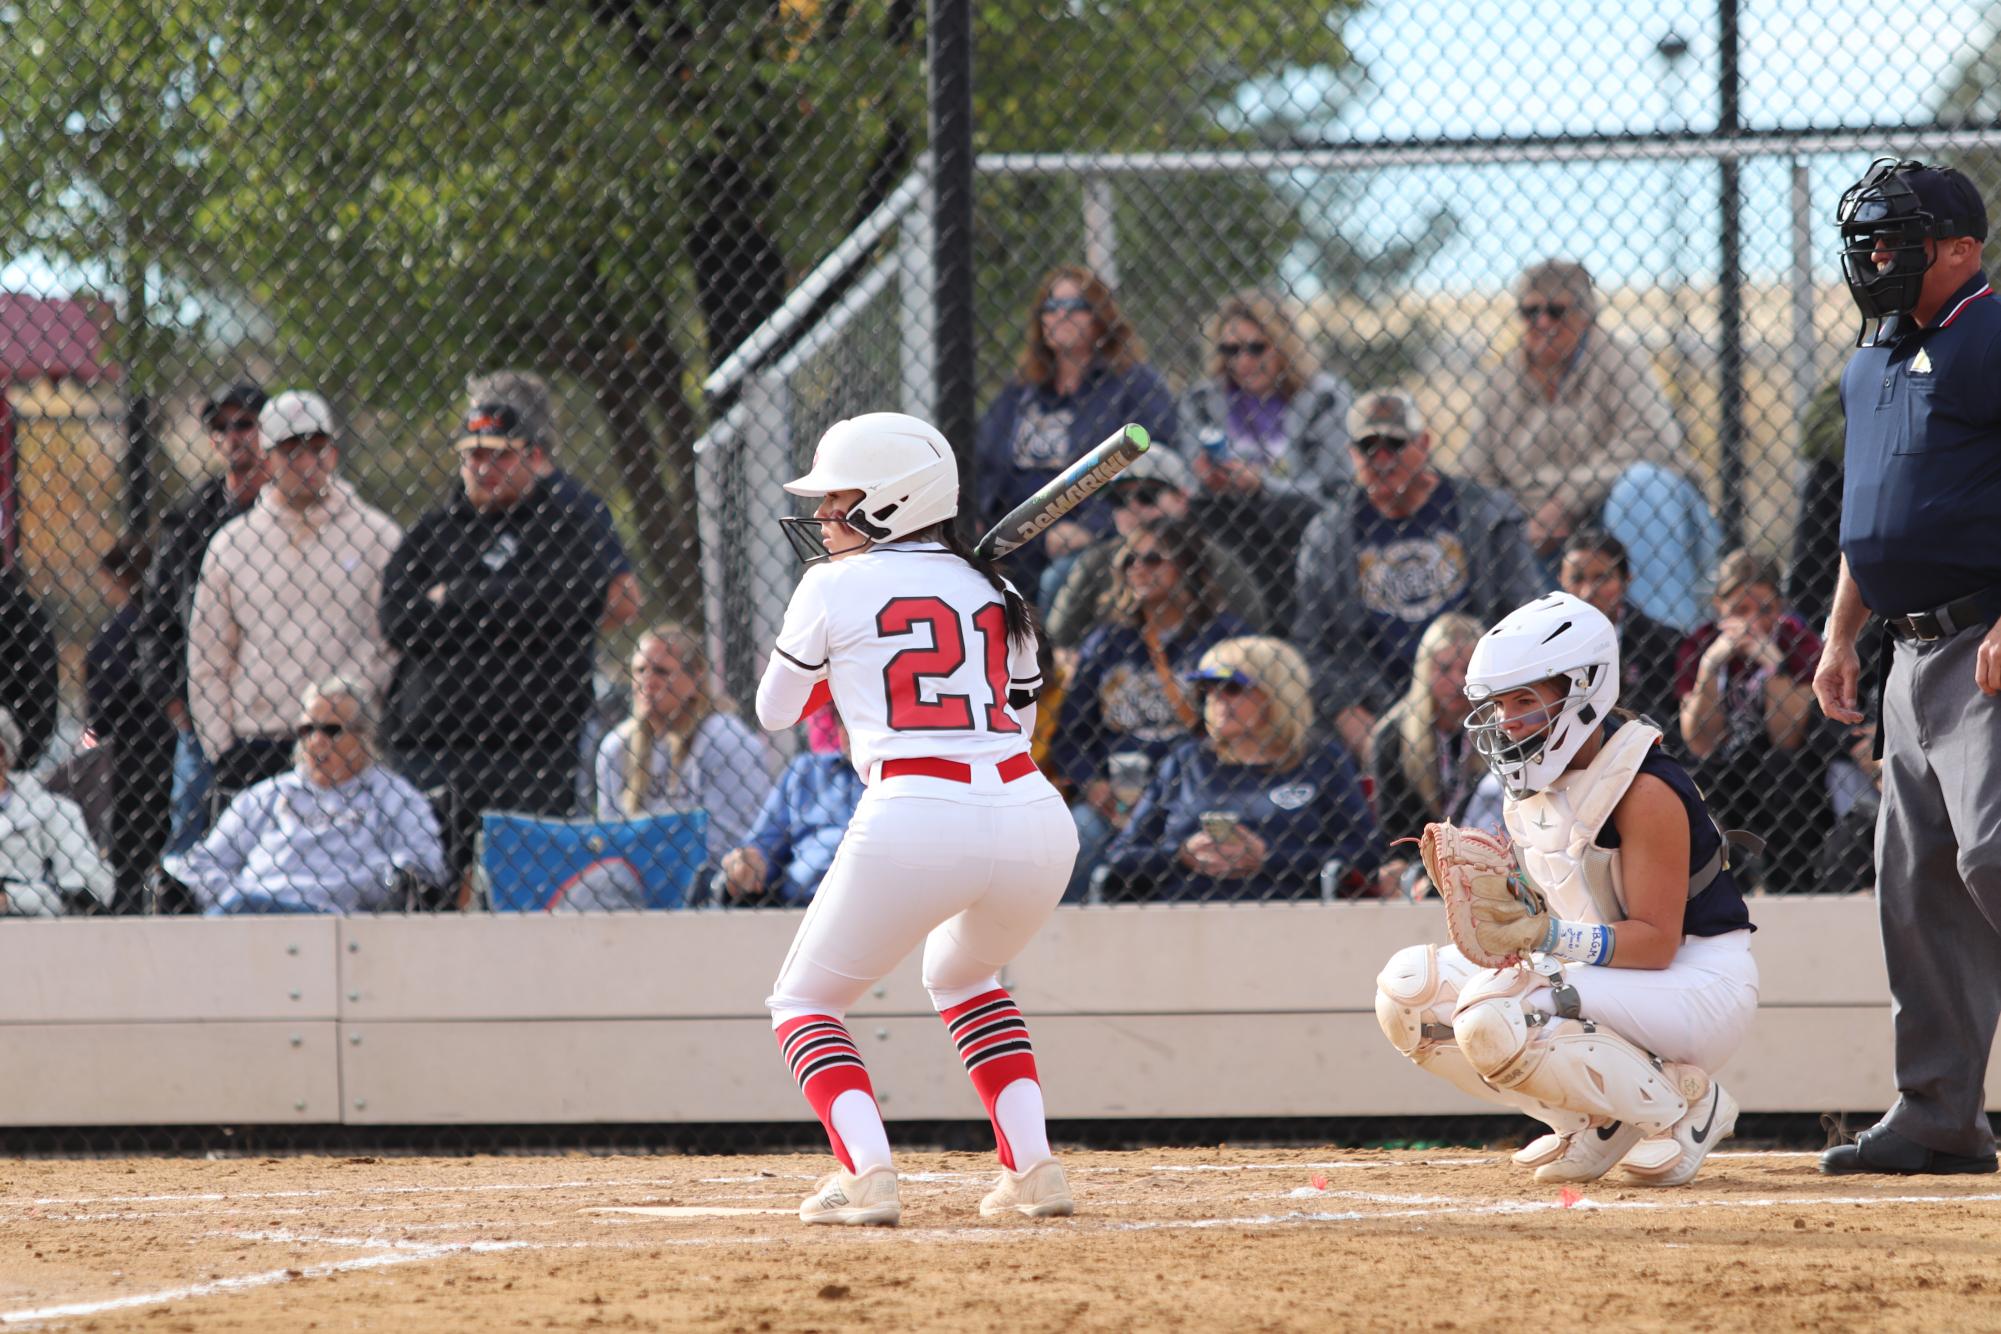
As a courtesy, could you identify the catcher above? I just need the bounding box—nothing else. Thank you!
[1375,592,1759,1186]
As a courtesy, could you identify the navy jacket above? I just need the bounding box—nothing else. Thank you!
[1104,736,1382,902]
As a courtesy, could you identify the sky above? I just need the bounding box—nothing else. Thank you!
[1286,0,1999,293]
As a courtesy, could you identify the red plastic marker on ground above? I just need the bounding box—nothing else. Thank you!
[1559,1187,1583,1208]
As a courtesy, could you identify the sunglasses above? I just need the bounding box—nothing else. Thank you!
[1197,678,1255,698]
[1354,434,1415,454]
[212,418,260,435]
[1519,302,1572,323]
[1120,550,1172,570]
[294,722,347,739]
[1040,296,1093,314]
[1217,340,1270,359]
[1112,482,1170,508]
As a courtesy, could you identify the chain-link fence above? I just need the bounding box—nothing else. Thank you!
[0,1,1993,1145]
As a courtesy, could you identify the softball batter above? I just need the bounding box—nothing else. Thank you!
[756,412,1080,1226]
[1376,592,1759,1186]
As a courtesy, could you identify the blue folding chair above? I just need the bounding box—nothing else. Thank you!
[478,811,710,912]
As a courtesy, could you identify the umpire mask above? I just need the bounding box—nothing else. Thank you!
[1837,158,1945,345]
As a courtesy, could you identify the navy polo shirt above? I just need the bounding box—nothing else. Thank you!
[1839,271,2001,616]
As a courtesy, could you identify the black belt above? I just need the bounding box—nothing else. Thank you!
[1885,586,2001,643]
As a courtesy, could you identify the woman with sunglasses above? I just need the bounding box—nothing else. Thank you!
[163,677,445,914]
[974,265,1177,591]
[1100,636,1380,902]
[1049,517,1252,897]
[1178,289,1355,501]
[1463,258,1713,628]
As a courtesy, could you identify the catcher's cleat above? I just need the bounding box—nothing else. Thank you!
[1627,1080,1739,1187]
[799,1164,901,1226]
[1533,1120,1647,1184]
[1515,1132,1679,1173]
[980,1159,1074,1219]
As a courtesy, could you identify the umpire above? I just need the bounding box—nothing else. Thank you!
[1815,158,2001,1176]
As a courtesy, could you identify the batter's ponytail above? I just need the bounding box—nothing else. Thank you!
[920,523,1034,649]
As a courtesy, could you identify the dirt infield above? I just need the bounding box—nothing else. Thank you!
[2,1146,1999,1331]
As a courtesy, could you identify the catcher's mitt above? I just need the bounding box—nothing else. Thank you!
[1416,823,1548,969]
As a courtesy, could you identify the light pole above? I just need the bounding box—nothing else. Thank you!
[1657,31,1692,370]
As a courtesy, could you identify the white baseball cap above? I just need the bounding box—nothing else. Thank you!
[259,390,336,448]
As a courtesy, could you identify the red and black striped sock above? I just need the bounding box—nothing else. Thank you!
[940,988,1040,1170]
[775,1014,877,1172]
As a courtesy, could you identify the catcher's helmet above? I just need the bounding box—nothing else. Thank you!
[1836,157,1987,345]
[778,413,959,563]
[1462,592,1620,799]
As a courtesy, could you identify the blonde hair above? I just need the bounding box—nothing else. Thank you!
[621,623,716,818]
[1391,614,1485,818]
[1203,289,1316,398]
[1196,636,1315,769]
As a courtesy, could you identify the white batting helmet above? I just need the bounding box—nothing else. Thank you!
[1461,592,1620,798]
[784,413,959,546]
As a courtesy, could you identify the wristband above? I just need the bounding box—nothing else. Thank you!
[1536,917,1613,966]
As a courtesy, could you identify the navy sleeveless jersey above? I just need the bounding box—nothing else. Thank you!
[1594,746,1755,938]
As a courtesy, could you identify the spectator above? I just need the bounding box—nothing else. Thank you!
[1368,612,1485,895]
[1675,549,1825,894]
[0,561,56,775]
[1292,389,1542,764]
[187,390,402,800]
[1558,528,1685,733]
[141,380,269,852]
[481,370,644,634]
[1178,290,1355,624]
[719,706,865,907]
[595,623,778,864]
[1179,289,1355,499]
[164,678,445,914]
[383,377,631,877]
[1464,258,1716,627]
[1102,636,1380,902]
[1043,446,1267,650]
[1050,517,1253,896]
[0,707,112,916]
[975,264,1177,589]
[85,536,174,910]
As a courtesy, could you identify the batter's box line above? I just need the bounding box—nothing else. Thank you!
[0,1239,534,1328]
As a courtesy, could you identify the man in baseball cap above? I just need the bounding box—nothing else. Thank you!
[141,380,274,858]
[1293,384,1542,763]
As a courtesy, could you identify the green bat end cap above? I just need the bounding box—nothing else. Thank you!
[1125,424,1150,451]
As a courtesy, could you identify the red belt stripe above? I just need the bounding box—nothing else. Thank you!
[879,753,1037,784]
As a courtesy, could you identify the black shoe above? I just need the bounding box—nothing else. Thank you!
[1819,1125,1998,1176]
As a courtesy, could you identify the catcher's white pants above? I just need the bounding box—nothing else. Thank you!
[766,772,1078,1023]
[1437,930,1759,1074]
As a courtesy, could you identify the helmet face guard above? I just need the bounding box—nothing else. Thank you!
[1459,592,1620,798]
[1837,158,1938,345]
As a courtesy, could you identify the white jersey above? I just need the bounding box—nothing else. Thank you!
[755,542,1042,782]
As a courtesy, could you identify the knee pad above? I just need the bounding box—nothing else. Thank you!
[1453,983,1689,1135]
[1375,944,1476,1057]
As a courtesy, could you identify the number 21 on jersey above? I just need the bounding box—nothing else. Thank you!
[877,597,1019,734]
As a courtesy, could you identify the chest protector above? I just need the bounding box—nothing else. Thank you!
[1503,720,1661,924]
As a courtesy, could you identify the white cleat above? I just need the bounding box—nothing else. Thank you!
[1533,1120,1647,1184]
[1515,1131,1681,1174]
[799,1164,901,1226]
[979,1159,1074,1219]
[1627,1080,1738,1187]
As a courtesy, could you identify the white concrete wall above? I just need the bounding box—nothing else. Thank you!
[0,899,1956,1126]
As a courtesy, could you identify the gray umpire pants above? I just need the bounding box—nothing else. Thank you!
[1877,625,2001,1157]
